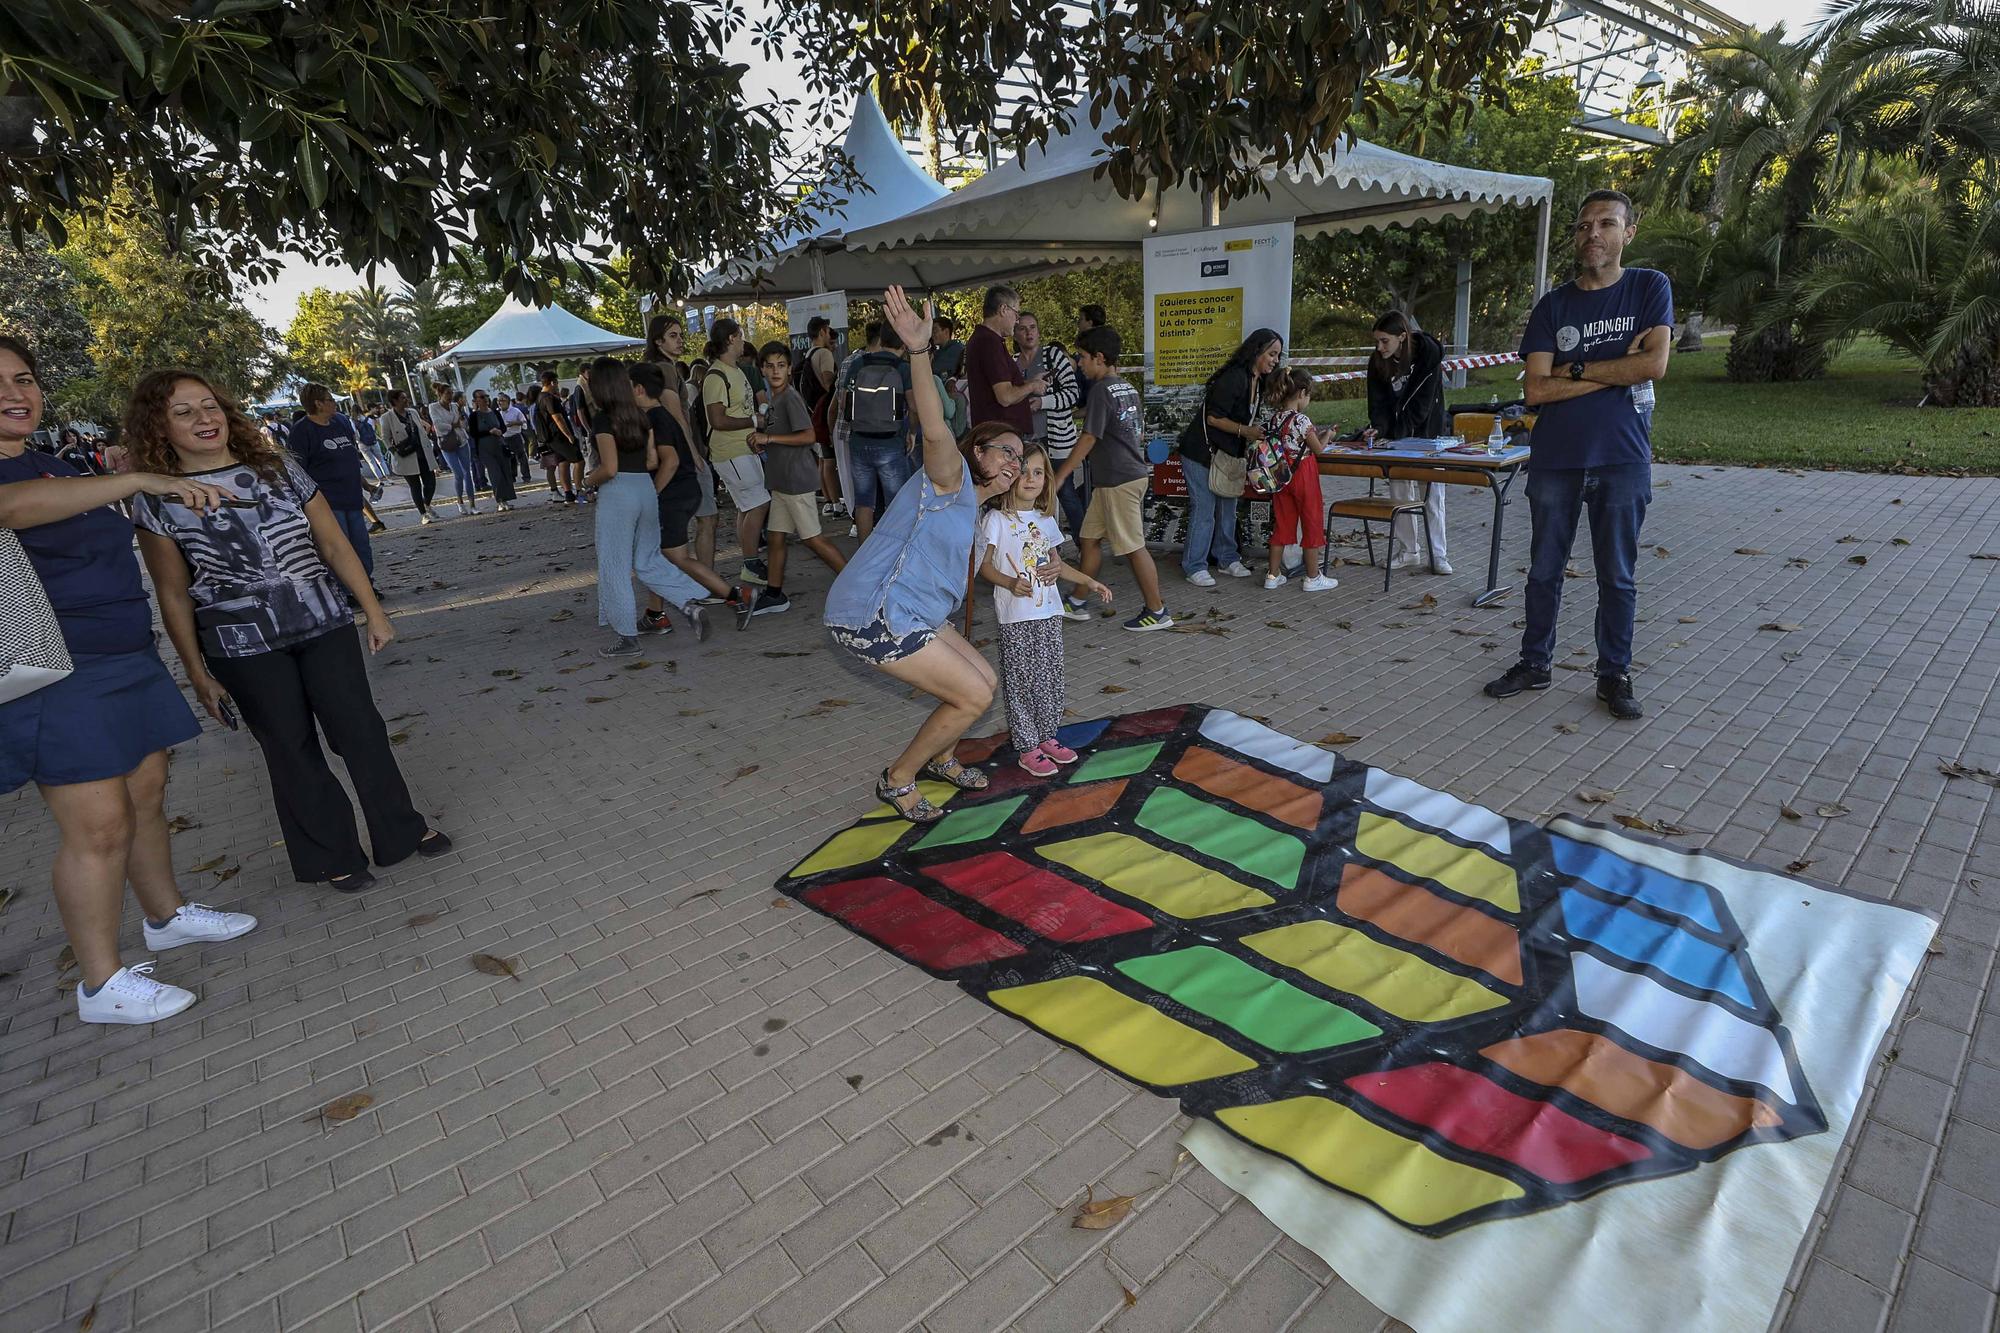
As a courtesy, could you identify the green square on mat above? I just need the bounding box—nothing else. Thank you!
[914,795,1030,851]
[1070,742,1165,784]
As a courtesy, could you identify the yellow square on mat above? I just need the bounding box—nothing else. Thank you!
[1242,920,1507,1022]
[989,976,1257,1086]
[1037,831,1274,918]
[1217,1096,1524,1226]
[786,819,912,879]
[1356,812,1521,912]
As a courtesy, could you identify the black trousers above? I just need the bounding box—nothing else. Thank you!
[403,462,436,513]
[206,626,426,882]
[505,433,533,481]
[475,437,517,503]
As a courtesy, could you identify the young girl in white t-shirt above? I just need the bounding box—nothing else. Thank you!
[978,446,1113,776]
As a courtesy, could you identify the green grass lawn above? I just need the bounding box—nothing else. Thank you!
[1308,336,2000,474]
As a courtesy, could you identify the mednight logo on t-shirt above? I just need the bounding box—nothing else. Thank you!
[1557,315,1638,356]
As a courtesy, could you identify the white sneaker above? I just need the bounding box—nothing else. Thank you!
[143,902,258,951]
[77,962,196,1025]
[1430,558,1455,576]
[419,512,434,525]
[1389,551,1426,571]
[1303,574,1340,592]
[1263,573,1288,590]
[1222,561,1254,578]
[1186,569,1218,588]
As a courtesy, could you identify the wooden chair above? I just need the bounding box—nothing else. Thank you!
[1327,493,1435,591]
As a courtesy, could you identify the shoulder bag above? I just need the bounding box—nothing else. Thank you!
[0,527,75,704]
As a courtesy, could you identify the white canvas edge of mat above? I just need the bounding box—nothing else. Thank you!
[1182,817,1938,1333]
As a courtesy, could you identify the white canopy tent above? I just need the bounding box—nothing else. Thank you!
[692,93,950,301]
[421,298,645,386]
[842,117,1557,296]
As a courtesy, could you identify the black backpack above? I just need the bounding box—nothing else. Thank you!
[846,352,907,438]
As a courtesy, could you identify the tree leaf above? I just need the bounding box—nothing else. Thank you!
[1678,616,1698,624]
[1576,788,1617,803]
[296,134,328,208]
[1780,805,1802,820]
[1072,1187,1135,1230]
[406,911,448,927]
[1314,732,1362,748]
[1652,546,1670,557]
[1554,722,1580,734]
[1614,814,1659,832]
[1815,803,1850,818]
[470,953,522,982]
[1847,555,1868,566]
[166,814,201,833]
[1786,858,1817,875]
[1734,548,1766,555]
[1939,761,2000,787]
[319,1091,374,1123]
[1101,684,1128,694]
[1759,622,1803,632]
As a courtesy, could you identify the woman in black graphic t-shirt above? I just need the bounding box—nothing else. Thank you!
[127,369,452,894]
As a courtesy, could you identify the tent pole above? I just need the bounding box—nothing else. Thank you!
[1452,259,1472,391]
[809,249,827,295]
[1533,196,1553,300]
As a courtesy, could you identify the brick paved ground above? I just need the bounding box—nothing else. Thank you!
[2,464,1997,1333]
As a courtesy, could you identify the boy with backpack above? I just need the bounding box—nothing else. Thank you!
[738,342,849,625]
[840,323,916,540]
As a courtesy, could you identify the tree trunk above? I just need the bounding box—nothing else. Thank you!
[1922,343,2000,407]
[1724,324,1829,383]
[919,90,945,181]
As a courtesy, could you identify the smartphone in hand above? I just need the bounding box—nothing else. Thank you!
[218,698,240,731]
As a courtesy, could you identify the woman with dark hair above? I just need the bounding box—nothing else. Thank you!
[428,381,476,515]
[466,388,517,511]
[643,313,719,597]
[1366,310,1453,574]
[1180,329,1280,588]
[823,286,1025,824]
[1,337,259,1024]
[126,369,451,894]
[379,389,437,524]
[583,355,714,656]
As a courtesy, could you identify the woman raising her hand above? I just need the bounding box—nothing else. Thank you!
[127,369,450,894]
[823,286,1026,823]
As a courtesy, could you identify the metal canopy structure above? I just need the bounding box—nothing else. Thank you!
[1531,0,1744,144]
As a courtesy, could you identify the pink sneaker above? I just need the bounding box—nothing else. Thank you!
[1038,739,1079,765]
[1017,748,1059,777]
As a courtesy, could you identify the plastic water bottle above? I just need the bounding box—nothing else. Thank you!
[1487,417,1507,456]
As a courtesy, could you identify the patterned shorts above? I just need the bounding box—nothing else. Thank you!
[827,618,936,665]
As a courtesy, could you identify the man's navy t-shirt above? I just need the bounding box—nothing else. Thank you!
[1519,267,1674,470]
[285,412,366,509]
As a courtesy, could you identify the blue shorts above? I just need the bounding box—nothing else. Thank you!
[828,618,936,665]
[849,435,917,513]
[0,646,202,793]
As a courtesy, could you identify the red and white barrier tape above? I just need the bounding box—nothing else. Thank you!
[1309,351,1522,384]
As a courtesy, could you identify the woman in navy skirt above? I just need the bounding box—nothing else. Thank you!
[0,336,258,1025]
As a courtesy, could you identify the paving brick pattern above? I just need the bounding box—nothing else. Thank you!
[2,464,1997,1332]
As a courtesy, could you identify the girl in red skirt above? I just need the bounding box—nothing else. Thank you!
[1257,368,1340,592]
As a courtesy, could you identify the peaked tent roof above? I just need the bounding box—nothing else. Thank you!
[840,112,1553,289]
[692,93,950,300]
[422,298,644,370]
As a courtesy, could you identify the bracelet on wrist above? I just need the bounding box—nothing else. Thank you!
[909,342,934,358]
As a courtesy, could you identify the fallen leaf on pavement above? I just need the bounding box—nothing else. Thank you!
[1972,553,2000,561]
[1678,616,1698,624]
[388,730,409,744]
[1892,537,1911,546]
[818,699,852,708]
[1554,722,1580,734]
[1401,593,1438,611]
[1072,1187,1136,1230]
[1837,534,1860,543]
[1759,623,1803,632]
[585,696,614,704]
[1847,555,1868,566]
[166,815,201,834]
[1734,548,1766,556]
[1780,805,1803,821]
[406,911,448,928]
[318,1091,374,1123]
[1653,546,1670,557]
[1101,684,1127,694]
[724,764,760,786]
[1786,858,1817,875]
[770,897,793,909]
[1816,803,1851,818]
[214,864,239,883]
[1785,557,1810,569]
[470,953,522,982]
[190,855,226,874]
[1314,732,1363,748]
[1576,788,1617,803]
[1614,814,1691,835]
[1266,621,1291,630]
[548,608,574,621]
[56,944,77,974]
[1940,761,2000,787]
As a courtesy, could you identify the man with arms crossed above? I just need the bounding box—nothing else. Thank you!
[1485,189,1672,721]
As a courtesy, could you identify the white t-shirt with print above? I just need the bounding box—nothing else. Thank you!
[980,508,1065,626]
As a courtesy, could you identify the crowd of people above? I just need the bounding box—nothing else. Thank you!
[2,188,1671,1022]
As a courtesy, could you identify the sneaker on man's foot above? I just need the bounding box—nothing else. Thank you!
[1389,550,1426,571]
[741,559,770,587]
[1484,661,1553,698]
[604,635,643,657]
[749,589,791,618]
[1186,569,1217,589]
[368,520,388,534]
[1222,560,1254,579]
[1430,558,1455,576]
[144,903,257,951]
[682,601,713,642]
[77,962,195,1025]
[638,609,674,635]
[419,512,434,525]
[1124,607,1175,633]
[1061,596,1091,622]
[1598,673,1644,721]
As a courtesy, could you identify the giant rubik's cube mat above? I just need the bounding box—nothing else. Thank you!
[778,706,1919,1248]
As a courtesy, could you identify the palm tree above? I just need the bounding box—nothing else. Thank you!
[1642,21,1994,380]
[1791,189,2000,406]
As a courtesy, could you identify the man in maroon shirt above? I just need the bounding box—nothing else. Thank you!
[966,285,1045,434]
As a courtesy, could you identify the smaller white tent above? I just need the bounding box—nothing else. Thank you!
[692,93,950,300]
[421,298,644,378]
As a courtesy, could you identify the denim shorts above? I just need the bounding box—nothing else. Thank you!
[849,435,917,513]
[828,618,936,664]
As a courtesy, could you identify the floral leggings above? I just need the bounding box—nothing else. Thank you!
[998,617,1066,753]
